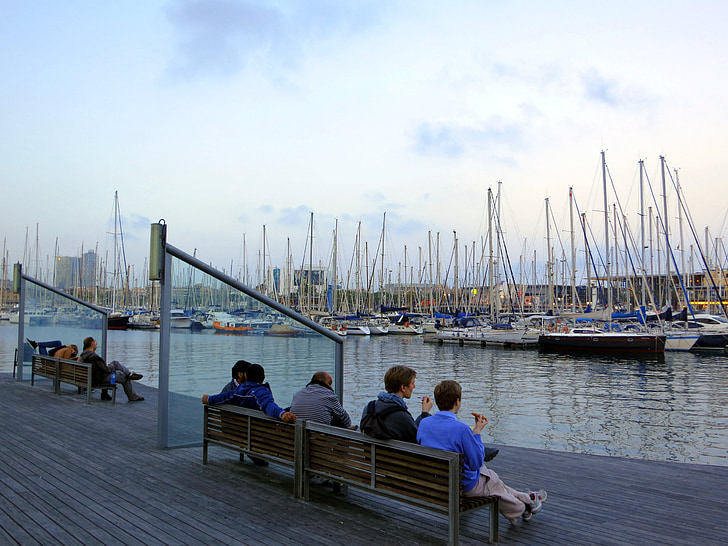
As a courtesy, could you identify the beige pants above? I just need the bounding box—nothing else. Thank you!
[464,464,532,523]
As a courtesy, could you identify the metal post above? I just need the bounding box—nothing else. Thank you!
[157,250,172,449]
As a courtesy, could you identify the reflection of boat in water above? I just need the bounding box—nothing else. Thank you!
[263,323,304,337]
[538,327,666,353]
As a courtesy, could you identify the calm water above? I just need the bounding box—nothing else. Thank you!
[3,323,727,466]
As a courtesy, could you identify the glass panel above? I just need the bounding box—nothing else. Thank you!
[166,255,339,447]
[19,280,106,378]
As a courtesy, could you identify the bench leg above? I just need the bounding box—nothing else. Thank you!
[489,498,499,544]
[449,511,459,546]
[203,439,208,465]
[111,385,116,405]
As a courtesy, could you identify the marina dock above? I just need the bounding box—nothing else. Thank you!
[1,372,727,545]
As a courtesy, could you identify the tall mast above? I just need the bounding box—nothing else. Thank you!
[545,197,553,313]
[660,155,669,308]
[308,212,314,313]
[487,188,494,320]
[601,151,611,312]
[380,212,386,306]
[639,159,646,307]
[332,219,338,313]
[569,187,576,311]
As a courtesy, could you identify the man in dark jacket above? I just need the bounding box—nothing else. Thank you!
[359,365,432,443]
[221,360,251,392]
[79,336,144,402]
[202,364,296,423]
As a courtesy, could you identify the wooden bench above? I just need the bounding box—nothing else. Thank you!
[31,354,117,404]
[203,405,299,492]
[298,421,499,545]
[202,407,498,544]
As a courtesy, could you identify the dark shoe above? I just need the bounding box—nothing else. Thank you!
[483,447,499,462]
[249,456,269,466]
[128,373,143,380]
[101,391,112,401]
[27,339,38,349]
[129,396,144,402]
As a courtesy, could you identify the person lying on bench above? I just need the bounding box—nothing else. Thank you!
[27,339,63,356]
[53,344,78,359]
[417,380,547,525]
[202,364,296,423]
[79,336,145,402]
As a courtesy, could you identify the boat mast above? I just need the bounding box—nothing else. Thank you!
[380,212,386,309]
[308,212,314,314]
[487,188,494,320]
[601,151,611,313]
[569,187,576,311]
[582,213,591,308]
[639,160,646,308]
[332,219,338,314]
[428,231,433,316]
[660,155,669,308]
[453,231,459,312]
[545,197,554,313]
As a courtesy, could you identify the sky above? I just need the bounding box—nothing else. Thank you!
[2,0,728,287]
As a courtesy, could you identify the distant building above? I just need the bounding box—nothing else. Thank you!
[54,251,97,289]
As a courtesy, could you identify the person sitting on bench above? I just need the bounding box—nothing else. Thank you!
[202,364,296,423]
[79,337,144,402]
[417,380,547,525]
[359,365,433,442]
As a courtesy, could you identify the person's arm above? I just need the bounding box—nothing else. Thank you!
[252,385,296,422]
[460,420,486,470]
[328,395,352,428]
[204,389,236,406]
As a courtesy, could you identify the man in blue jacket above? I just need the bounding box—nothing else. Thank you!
[417,380,547,525]
[202,364,296,423]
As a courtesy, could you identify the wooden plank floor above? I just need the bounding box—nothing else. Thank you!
[1,372,727,545]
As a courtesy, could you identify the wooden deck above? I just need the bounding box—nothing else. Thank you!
[1,372,727,545]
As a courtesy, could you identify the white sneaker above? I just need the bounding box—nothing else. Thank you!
[528,489,547,514]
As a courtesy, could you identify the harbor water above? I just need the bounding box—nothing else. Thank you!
[2,323,726,466]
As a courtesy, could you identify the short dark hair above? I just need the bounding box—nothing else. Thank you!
[384,365,416,393]
[434,380,462,411]
[245,364,265,384]
[83,337,95,350]
[232,360,251,379]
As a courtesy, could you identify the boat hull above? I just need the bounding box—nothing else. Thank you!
[538,333,666,353]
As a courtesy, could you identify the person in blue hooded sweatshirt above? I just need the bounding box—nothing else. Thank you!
[359,365,433,442]
[202,364,296,423]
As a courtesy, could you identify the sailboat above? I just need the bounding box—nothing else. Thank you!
[106,191,131,330]
[538,152,666,353]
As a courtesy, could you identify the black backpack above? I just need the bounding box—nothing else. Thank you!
[360,400,408,439]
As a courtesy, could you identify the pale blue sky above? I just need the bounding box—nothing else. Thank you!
[2,1,727,284]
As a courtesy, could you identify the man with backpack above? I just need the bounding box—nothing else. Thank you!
[359,365,433,442]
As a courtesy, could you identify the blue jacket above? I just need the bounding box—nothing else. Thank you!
[416,411,485,492]
[207,381,287,420]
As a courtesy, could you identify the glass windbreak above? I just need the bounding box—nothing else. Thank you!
[18,280,106,378]
[166,255,339,447]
